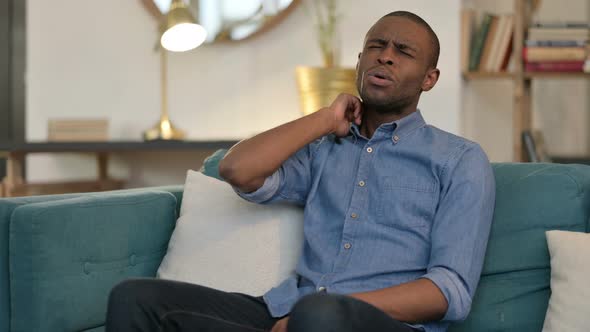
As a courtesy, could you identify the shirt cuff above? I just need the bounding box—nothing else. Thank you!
[233,170,281,204]
[421,267,472,322]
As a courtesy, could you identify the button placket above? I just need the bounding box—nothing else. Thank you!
[334,142,370,272]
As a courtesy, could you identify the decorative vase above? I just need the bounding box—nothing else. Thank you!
[295,66,357,116]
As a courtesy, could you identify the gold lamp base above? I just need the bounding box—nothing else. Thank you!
[144,47,186,141]
[143,117,186,140]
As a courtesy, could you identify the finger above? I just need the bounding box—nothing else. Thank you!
[354,115,362,126]
[344,111,354,124]
[352,99,363,125]
[353,97,362,116]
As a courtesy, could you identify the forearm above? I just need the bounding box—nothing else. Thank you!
[349,278,448,324]
[219,108,333,192]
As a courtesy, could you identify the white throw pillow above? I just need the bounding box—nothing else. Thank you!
[157,170,304,296]
[542,230,590,332]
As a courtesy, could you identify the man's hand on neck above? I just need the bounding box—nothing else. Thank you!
[219,93,363,194]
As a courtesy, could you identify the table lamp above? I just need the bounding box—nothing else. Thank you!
[143,0,207,141]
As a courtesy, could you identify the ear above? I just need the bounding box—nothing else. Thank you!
[356,52,362,71]
[421,68,440,92]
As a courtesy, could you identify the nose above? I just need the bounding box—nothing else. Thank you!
[377,47,394,66]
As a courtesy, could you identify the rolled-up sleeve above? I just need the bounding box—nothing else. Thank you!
[421,143,496,322]
[233,139,322,205]
[234,170,282,203]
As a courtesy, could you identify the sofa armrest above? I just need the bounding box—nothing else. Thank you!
[8,190,177,332]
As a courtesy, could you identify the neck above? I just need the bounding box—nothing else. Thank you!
[359,103,418,138]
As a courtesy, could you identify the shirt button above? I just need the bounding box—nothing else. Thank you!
[317,286,326,292]
[351,213,358,219]
[344,243,352,249]
[366,147,373,153]
[393,135,400,142]
[358,181,365,187]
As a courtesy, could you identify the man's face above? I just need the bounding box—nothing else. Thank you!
[356,16,436,113]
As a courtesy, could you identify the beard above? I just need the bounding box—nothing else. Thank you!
[359,90,416,115]
[356,72,420,114]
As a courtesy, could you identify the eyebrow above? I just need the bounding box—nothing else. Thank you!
[366,38,418,53]
[366,38,389,45]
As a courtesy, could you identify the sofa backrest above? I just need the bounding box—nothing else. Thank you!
[450,163,590,331]
[0,193,93,332]
[203,151,590,331]
[0,187,183,332]
[7,190,178,332]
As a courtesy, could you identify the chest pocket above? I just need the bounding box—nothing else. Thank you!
[375,176,437,229]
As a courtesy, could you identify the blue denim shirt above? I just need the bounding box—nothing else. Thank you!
[236,111,495,332]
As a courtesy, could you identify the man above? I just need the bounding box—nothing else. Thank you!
[106,11,495,332]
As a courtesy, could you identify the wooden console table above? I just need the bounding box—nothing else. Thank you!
[0,140,238,197]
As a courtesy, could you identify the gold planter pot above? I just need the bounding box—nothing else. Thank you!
[295,66,357,116]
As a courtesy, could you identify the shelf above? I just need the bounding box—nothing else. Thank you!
[524,72,590,79]
[0,140,240,153]
[0,140,241,197]
[462,72,515,80]
[551,155,590,165]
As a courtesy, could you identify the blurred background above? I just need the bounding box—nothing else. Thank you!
[0,0,588,195]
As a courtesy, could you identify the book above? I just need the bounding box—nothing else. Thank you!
[484,15,506,72]
[528,28,590,41]
[461,8,476,73]
[525,40,587,47]
[48,119,109,142]
[469,13,493,71]
[522,130,550,163]
[531,22,590,29]
[522,46,587,62]
[529,27,590,36]
[522,130,539,162]
[499,34,514,71]
[478,15,500,71]
[525,61,585,72]
[492,15,514,72]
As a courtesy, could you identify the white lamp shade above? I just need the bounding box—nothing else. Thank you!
[161,23,207,52]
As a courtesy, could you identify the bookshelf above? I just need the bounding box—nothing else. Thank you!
[462,0,589,161]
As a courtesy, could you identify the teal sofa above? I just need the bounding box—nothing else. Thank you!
[1,158,590,332]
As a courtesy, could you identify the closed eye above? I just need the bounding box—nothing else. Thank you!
[396,43,415,57]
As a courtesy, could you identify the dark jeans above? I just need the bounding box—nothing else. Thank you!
[106,278,422,332]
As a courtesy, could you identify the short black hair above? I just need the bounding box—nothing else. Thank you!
[383,11,440,68]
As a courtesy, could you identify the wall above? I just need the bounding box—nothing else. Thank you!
[462,0,590,161]
[26,0,461,187]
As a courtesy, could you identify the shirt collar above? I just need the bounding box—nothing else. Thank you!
[349,110,426,143]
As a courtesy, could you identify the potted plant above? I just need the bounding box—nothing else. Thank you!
[295,0,357,115]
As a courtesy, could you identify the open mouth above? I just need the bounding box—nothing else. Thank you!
[367,70,394,87]
[372,73,390,80]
